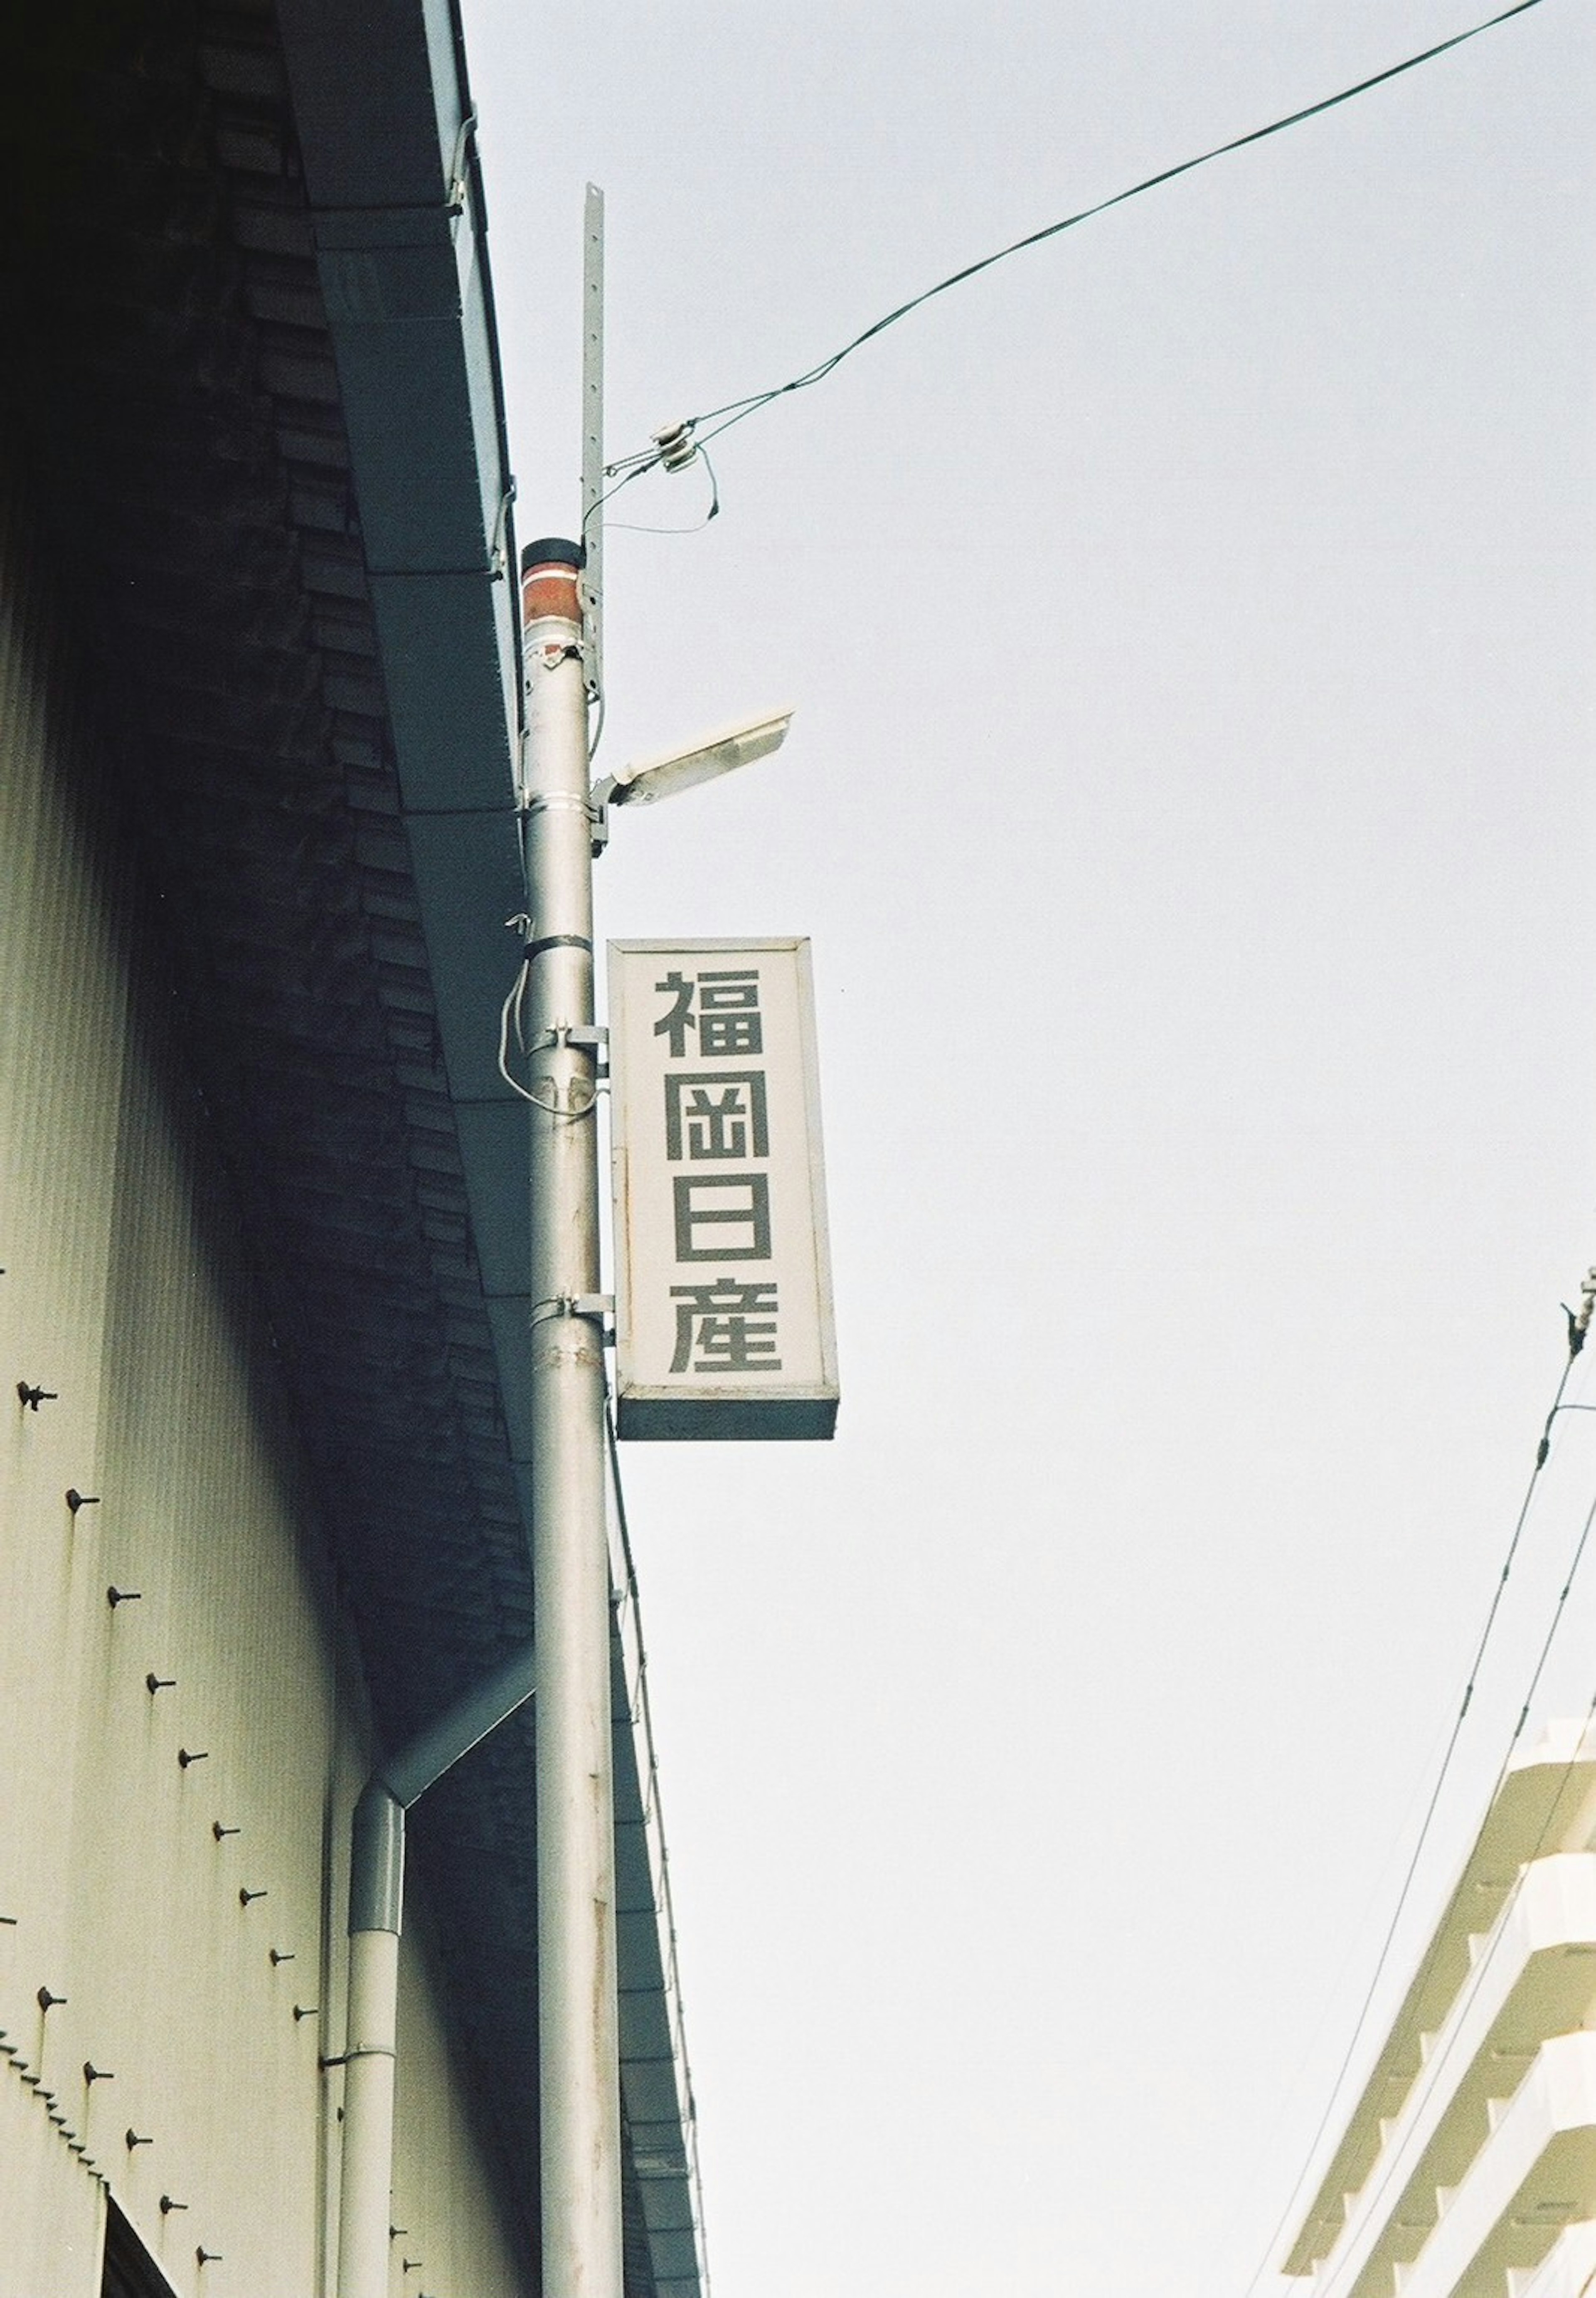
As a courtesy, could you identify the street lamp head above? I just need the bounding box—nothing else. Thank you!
[602,707,793,809]
[589,707,793,853]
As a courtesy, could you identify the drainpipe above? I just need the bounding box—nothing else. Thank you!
[336,1644,536,2298]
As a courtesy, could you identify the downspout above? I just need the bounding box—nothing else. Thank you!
[335,1644,536,2298]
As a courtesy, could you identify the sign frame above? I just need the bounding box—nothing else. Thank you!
[608,937,839,1440]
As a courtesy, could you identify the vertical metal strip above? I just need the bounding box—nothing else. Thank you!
[581,184,606,717]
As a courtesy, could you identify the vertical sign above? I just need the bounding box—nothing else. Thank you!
[609,939,839,1439]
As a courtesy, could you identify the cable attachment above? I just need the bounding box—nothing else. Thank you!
[651,420,699,474]
[1563,1266,1596,1359]
[489,477,516,581]
[445,107,479,219]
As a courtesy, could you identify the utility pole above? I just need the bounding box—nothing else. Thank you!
[514,188,798,2298]
[520,534,621,2298]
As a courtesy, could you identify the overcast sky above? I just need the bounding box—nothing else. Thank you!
[458,5,1596,2292]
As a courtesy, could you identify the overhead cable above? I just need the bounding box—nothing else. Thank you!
[602,0,1552,505]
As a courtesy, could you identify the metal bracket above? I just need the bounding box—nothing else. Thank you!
[489,477,516,581]
[566,1026,608,1078]
[445,107,479,220]
[530,1295,615,1345]
[581,184,605,718]
[525,1024,609,1079]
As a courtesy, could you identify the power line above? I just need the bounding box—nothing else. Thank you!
[602,0,1552,502]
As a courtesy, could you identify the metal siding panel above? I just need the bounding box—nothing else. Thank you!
[276,0,456,212]
[0,477,531,2298]
[614,1823,657,1919]
[622,2062,685,2131]
[369,571,517,815]
[458,225,512,564]
[404,810,527,1107]
[640,2229,702,2282]
[454,1100,530,1300]
[617,1906,667,1982]
[485,1296,535,1464]
[640,2182,697,2237]
[328,319,487,572]
[394,1931,530,2296]
[617,1987,677,2066]
[0,2067,105,2294]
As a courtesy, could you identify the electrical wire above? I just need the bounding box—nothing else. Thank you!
[582,463,653,537]
[497,952,603,1118]
[587,689,607,764]
[1236,1315,1587,2297]
[607,447,722,534]
[602,0,1552,493]
[497,958,542,1106]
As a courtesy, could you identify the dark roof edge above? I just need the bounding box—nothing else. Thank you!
[269,13,704,2298]
[276,0,522,823]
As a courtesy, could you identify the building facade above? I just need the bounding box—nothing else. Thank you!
[1285,1722,1596,2298]
[1,5,700,2294]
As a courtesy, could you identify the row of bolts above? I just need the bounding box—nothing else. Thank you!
[11,1369,310,2274]
[15,1312,451,2293]
[14,1376,444,2293]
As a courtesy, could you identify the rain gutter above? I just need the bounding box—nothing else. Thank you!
[335,1647,536,2298]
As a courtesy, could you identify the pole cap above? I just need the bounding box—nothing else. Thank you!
[519,537,585,573]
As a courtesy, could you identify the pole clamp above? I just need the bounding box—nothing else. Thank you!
[520,789,592,823]
[529,1295,615,1344]
[525,1024,609,1078]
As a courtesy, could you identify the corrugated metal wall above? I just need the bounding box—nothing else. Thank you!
[0,479,527,2297]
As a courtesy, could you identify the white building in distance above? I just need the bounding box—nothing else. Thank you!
[1285,1720,1596,2298]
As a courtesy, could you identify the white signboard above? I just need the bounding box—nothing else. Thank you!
[609,938,839,1440]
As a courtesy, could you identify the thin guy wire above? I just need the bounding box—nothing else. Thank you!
[1237,1331,1582,2297]
[605,0,1551,490]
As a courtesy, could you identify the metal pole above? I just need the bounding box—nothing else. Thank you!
[520,538,621,2298]
[581,185,605,717]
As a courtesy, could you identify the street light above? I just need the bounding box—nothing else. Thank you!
[589,705,793,852]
